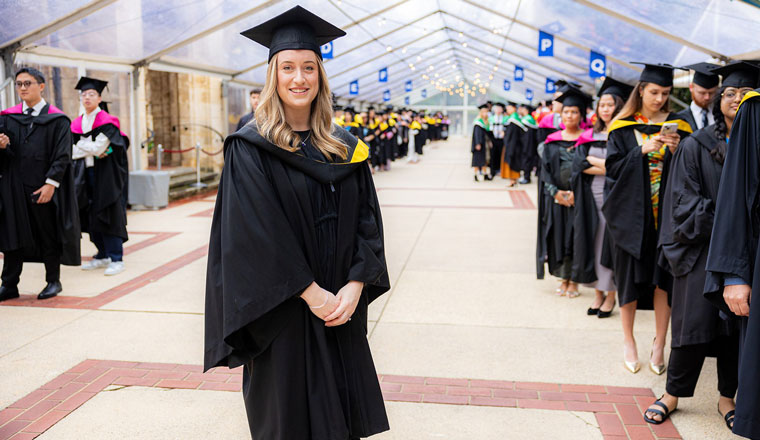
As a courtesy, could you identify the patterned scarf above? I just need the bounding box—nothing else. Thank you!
[634,113,667,228]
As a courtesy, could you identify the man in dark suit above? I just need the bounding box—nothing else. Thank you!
[676,62,719,131]
[235,88,261,131]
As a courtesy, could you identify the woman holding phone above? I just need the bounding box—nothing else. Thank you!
[603,63,692,376]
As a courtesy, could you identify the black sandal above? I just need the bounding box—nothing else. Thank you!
[719,403,735,430]
[643,396,677,425]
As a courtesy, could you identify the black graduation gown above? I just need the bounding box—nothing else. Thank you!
[659,126,736,348]
[571,137,613,284]
[520,126,539,173]
[504,119,526,171]
[539,138,576,279]
[602,115,691,308]
[471,122,489,167]
[204,124,390,440]
[675,107,698,133]
[0,104,81,266]
[704,90,760,439]
[72,117,130,241]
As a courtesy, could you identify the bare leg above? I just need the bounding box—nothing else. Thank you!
[601,291,616,311]
[645,392,678,422]
[590,290,605,309]
[651,288,671,366]
[621,301,638,364]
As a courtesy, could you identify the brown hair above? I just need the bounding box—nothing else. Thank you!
[593,94,625,132]
[614,81,671,122]
[254,52,348,161]
[250,88,262,96]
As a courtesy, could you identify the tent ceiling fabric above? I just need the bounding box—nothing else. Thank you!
[6,0,760,104]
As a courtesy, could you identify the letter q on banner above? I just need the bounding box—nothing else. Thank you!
[589,51,606,78]
[538,31,553,57]
[320,42,333,59]
[514,66,524,82]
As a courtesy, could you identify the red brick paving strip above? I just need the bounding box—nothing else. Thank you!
[0,359,681,439]
[0,241,206,310]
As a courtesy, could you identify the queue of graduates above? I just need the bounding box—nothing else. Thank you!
[534,60,760,437]
[335,106,449,171]
[471,100,539,185]
[0,67,130,302]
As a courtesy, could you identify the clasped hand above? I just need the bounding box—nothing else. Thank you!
[301,280,364,326]
[0,133,10,149]
[724,284,752,317]
[554,190,574,207]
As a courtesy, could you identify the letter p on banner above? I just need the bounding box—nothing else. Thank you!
[538,31,554,57]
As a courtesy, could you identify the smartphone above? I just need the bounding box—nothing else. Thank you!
[660,122,678,135]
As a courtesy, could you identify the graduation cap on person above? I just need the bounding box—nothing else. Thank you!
[75,76,108,95]
[492,102,506,110]
[241,5,346,63]
[712,61,760,89]
[682,62,720,88]
[555,79,582,94]
[555,86,592,112]
[630,62,685,87]
[598,76,634,100]
[343,106,356,114]
[477,103,489,109]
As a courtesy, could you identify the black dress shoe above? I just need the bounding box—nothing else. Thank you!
[587,307,600,315]
[38,281,62,300]
[0,285,19,302]
[598,302,616,318]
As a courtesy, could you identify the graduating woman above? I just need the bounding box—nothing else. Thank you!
[572,77,631,318]
[502,102,525,186]
[643,61,758,429]
[704,67,760,439]
[204,7,390,439]
[537,87,590,296]
[518,103,539,184]
[603,63,692,375]
[471,103,492,181]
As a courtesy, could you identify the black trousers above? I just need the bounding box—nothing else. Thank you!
[1,199,60,286]
[665,334,739,398]
[490,138,504,177]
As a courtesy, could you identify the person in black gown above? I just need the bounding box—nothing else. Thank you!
[572,77,631,318]
[643,61,758,429]
[204,7,390,439]
[603,63,692,376]
[704,64,760,439]
[471,103,492,181]
[236,88,261,131]
[537,86,590,297]
[0,67,80,301]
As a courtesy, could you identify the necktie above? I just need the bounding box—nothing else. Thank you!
[701,108,708,128]
[25,107,34,116]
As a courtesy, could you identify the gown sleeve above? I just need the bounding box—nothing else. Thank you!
[541,144,558,197]
[348,164,390,303]
[46,118,73,185]
[670,138,715,245]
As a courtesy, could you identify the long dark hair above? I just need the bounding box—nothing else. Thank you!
[710,86,728,164]
[593,94,625,133]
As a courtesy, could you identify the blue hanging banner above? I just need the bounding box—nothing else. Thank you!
[526,88,534,101]
[320,42,334,59]
[405,80,413,92]
[514,66,524,82]
[503,79,511,91]
[589,51,606,78]
[538,31,554,57]
[383,90,391,102]
[545,78,556,93]
[349,80,359,95]
[378,67,388,83]
[404,96,410,105]
[421,89,427,98]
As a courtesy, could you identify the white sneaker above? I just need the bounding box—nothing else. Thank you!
[82,257,111,270]
[104,261,125,276]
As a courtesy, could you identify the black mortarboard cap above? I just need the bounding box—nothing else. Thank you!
[630,62,683,87]
[75,76,108,95]
[712,61,760,89]
[556,85,592,112]
[598,76,634,100]
[343,106,355,114]
[493,102,506,109]
[683,62,720,88]
[555,79,582,94]
[478,103,489,109]
[241,6,346,62]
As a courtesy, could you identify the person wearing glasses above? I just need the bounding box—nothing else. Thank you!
[0,67,80,301]
[704,62,760,439]
[71,77,130,276]
[645,61,759,429]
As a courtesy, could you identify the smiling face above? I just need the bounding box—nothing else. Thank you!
[721,86,755,120]
[275,50,319,113]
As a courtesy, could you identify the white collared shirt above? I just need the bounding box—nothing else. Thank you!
[21,98,47,116]
[20,99,59,188]
[72,107,111,167]
[690,100,714,130]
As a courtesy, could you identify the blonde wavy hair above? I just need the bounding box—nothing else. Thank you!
[254,52,348,161]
